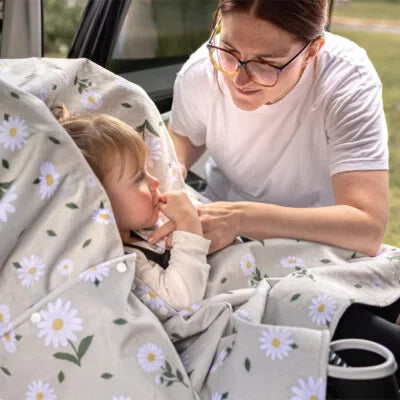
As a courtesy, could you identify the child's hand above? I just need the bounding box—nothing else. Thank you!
[148,191,202,244]
[158,191,202,236]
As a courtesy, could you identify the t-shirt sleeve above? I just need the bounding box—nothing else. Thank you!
[169,63,208,147]
[325,72,388,176]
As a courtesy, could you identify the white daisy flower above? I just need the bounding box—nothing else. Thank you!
[308,294,337,326]
[0,324,17,353]
[86,173,97,187]
[145,136,162,168]
[291,376,325,400]
[0,60,10,73]
[116,77,130,89]
[211,393,224,400]
[137,342,165,372]
[16,255,46,287]
[240,253,256,276]
[56,258,74,276]
[112,396,131,400]
[81,90,103,110]
[39,88,47,101]
[178,304,200,317]
[39,161,60,200]
[210,349,228,373]
[280,256,306,269]
[0,303,11,325]
[169,161,180,181]
[79,264,109,283]
[58,70,70,84]
[136,284,167,310]
[0,184,17,222]
[26,379,57,400]
[37,298,83,348]
[234,309,250,321]
[92,207,115,225]
[259,326,294,361]
[0,115,30,152]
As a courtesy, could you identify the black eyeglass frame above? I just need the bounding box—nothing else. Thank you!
[207,21,314,87]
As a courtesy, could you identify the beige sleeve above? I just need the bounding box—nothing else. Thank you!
[134,231,210,310]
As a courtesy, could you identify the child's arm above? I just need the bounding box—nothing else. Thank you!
[136,191,210,310]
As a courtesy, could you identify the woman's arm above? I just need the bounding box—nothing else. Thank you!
[197,170,388,256]
[168,122,206,179]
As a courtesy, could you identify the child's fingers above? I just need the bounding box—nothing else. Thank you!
[148,220,176,244]
[158,193,168,204]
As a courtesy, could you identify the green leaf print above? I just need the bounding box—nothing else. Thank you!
[135,119,160,137]
[320,259,331,264]
[53,352,80,366]
[101,373,113,379]
[33,177,40,184]
[354,283,363,289]
[52,84,57,90]
[290,343,299,349]
[77,335,93,359]
[66,203,79,209]
[10,92,20,99]
[222,393,229,399]
[13,262,22,269]
[1,366,11,376]
[100,201,104,209]
[15,335,22,341]
[82,239,92,248]
[160,361,189,388]
[0,181,13,190]
[48,136,61,144]
[47,230,57,237]
[58,371,65,383]
[2,159,9,169]
[4,113,9,120]
[121,102,132,108]
[113,318,127,325]
[220,277,228,284]
[244,357,251,372]
[290,293,301,302]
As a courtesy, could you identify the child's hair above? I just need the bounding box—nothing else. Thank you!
[52,104,147,182]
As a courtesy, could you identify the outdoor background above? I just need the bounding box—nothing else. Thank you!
[43,0,400,247]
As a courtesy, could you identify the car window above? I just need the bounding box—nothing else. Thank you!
[43,0,87,57]
[109,0,216,112]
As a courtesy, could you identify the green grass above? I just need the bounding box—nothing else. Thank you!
[331,28,400,246]
[333,0,400,21]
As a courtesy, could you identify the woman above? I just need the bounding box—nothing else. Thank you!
[157,0,389,256]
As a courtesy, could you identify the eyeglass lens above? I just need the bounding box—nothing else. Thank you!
[210,47,279,86]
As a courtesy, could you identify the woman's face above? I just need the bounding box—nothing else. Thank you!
[219,12,317,111]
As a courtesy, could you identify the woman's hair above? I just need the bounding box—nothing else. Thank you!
[52,105,147,182]
[213,0,327,43]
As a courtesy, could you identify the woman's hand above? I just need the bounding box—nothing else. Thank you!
[148,191,202,246]
[197,202,242,253]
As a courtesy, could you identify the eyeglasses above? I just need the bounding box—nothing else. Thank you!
[207,22,312,87]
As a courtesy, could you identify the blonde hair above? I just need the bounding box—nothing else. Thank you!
[52,105,147,182]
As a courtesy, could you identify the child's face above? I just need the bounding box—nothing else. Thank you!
[103,158,161,232]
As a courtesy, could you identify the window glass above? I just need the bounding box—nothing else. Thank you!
[43,0,87,57]
[110,0,216,73]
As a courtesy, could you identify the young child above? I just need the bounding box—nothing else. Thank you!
[52,105,211,312]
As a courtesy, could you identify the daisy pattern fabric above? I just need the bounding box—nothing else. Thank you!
[0,58,195,399]
[0,57,399,400]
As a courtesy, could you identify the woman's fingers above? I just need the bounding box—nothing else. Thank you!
[148,220,176,244]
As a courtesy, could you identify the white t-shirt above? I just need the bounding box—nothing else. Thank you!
[170,32,388,207]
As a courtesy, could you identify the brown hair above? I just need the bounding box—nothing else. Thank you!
[52,105,147,182]
[213,0,327,43]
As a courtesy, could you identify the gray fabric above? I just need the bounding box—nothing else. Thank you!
[0,58,399,400]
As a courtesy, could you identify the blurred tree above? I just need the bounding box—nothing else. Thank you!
[43,0,86,57]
